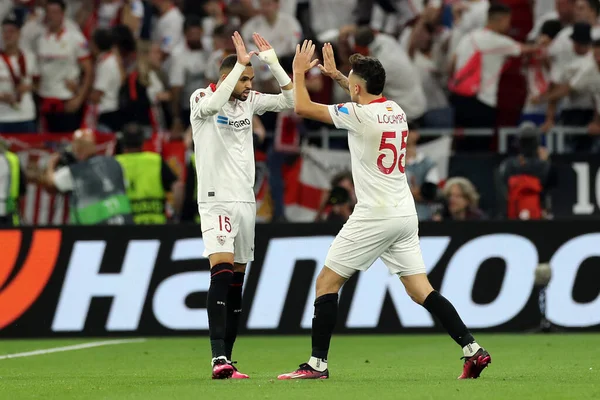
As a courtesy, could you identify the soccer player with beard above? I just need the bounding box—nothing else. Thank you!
[277,41,491,380]
[189,31,294,379]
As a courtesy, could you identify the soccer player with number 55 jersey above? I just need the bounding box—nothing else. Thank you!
[190,31,294,379]
[277,41,491,380]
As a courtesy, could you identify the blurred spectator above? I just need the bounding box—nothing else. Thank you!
[448,0,489,54]
[498,126,556,219]
[0,0,14,49]
[528,0,575,41]
[307,0,356,43]
[0,138,26,226]
[115,122,183,223]
[402,2,454,127]
[326,185,353,223]
[405,131,440,221]
[0,13,38,133]
[434,176,486,221]
[205,23,237,83]
[19,0,80,53]
[449,4,536,138]
[37,0,93,133]
[353,26,427,126]
[151,0,184,64]
[97,0,144,37]
[240,0,302,57]
[546,0,600,83]
[169,16,209,137]
[112,24,166,133]
[521,19,562,126]
[539,39,600,150]
[89,27,124,133]
[315,171,356,222]
[35,128,134,225]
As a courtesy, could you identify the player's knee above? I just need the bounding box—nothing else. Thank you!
[210,263,234,285]
[233,263,247,273]
[315,266,346,297]
[209,252,234,267]
[400,274,434,305]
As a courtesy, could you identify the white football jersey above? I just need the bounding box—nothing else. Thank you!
[190,84,293,203]
[327,98,417,218]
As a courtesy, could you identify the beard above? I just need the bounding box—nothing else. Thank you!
[232,90,250,101]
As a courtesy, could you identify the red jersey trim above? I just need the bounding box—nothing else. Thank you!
[368,97,388,104]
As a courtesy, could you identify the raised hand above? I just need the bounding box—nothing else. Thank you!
[232,31,255,65]
[253,32,278,65]
[293,39,319,74]
[253,32,273,52]
[318,43,338,78]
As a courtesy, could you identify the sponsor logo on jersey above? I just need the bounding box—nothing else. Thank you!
[217,115,251,128]
[386,106,393,112]
[336,104,349,115]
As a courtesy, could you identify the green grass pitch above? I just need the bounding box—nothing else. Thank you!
[1,334,599,399]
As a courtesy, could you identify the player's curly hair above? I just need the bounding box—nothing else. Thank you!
[348,53,386,96]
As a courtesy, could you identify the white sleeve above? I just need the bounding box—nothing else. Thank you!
[74,30,91,61]
[250,89,294,115]
[493,35,522,57]
[25,51,38,84]
[147,70,165,104]
[190,62,246,119]
[327,102,366,133]
[53,166,74,192]
[569,61,596,93]
[93,62,110,93]
[158,18,183,54]
[130,0,144,18]
[425,165,440,184]
[169,53,185,87]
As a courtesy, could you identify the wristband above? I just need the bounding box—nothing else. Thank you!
[268,62,292,87]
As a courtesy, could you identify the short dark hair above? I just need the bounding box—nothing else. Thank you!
[540,19,563,39]
[47,0,66,11]
[594,39,600,47]
[219,54,251,74]
[184,15,202,32]
[585,0,600,16]
[349,53,386,95]
[354,26,375,48]
[121,123,145,149]
[112,25,136,55]
[93,28,113,52]
[2,14,21,29]
[488,3,512,18]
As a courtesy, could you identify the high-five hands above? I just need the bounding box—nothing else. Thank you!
[293,40,319,74]
[232,31,256,65]
[253,32,279,65]
[317,43,339,78]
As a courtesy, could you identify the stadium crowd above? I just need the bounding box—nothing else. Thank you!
[0,0,597,224]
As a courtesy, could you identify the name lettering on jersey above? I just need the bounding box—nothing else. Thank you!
[216,115,251,129]
[377,113,406,125]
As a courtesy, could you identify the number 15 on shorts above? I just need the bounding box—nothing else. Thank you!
[219,215,232,233]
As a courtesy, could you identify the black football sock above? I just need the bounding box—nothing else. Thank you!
[311,293,339,360]
[207,263,233,359]
[225,272,245,361]
[423,290,475,347]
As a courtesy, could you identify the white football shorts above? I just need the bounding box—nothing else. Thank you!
[325,214,426,278]
[198,201,256,264]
